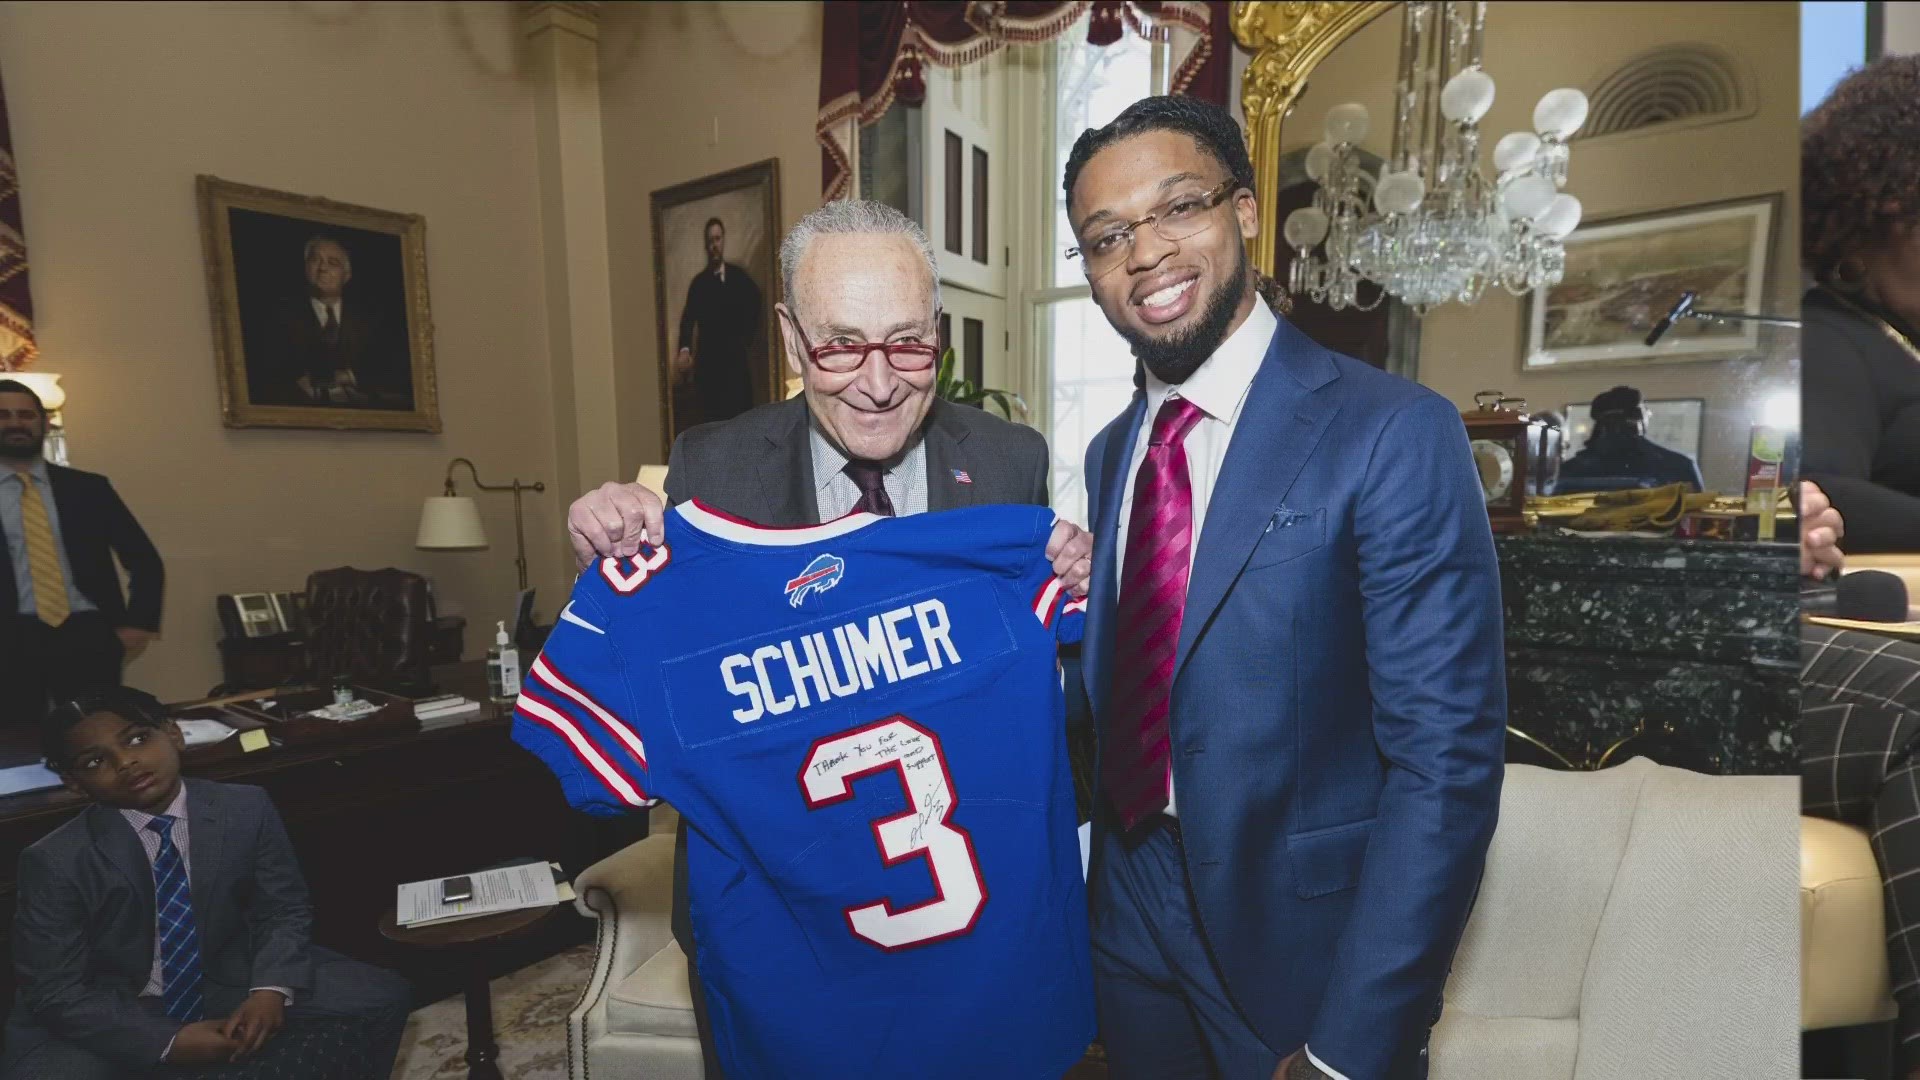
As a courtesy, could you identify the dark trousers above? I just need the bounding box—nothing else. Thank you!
[1090,818,1282,1080]
[0,947,413,1080]
[673,818,728,1079]
[1803,624,1920,1075]
[2,611,124,724]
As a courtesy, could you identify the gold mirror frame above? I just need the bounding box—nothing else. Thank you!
[1232,1,1396,277]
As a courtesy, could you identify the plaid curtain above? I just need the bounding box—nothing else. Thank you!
[0,65,35,370]
[817,0,1231,200]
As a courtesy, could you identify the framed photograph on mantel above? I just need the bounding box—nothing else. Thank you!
[1523,193,1779,370]
[197,175,439,432]
[651,158,782,457]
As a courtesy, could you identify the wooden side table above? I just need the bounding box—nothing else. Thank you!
[379,900,560,1080]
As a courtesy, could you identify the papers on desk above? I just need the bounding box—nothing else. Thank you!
[414,694,482,729]
[177,719,238,747]
[304,700,382,722]
[0,763,63,798]
[397,862,565,928]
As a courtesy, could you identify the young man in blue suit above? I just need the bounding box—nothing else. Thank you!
[1065,96,1506,1080]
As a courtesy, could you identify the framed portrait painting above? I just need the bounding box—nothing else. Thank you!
[1524,193,1780,370]
[651,159,782,455]
[197,175,439,431]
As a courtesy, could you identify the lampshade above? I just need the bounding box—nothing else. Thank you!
[635,464,669,501]
[416,496,488,550]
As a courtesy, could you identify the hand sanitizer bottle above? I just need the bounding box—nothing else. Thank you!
[486,621,521,704]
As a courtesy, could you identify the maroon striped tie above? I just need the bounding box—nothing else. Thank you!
[1104,396,1205,830]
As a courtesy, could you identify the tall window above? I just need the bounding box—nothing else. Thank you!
[1031,25,1166,523]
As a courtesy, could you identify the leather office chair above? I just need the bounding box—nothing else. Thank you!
[302,567,435,692]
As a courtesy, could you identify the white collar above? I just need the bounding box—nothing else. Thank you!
[119,782,189,831]
[675,499,878,546]
[1144,299,1276,424]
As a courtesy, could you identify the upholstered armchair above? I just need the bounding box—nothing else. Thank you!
[568,816,700,1080]
[568,763,1797,1080]
[301,566,436,691]
[1802,817,1898,1033]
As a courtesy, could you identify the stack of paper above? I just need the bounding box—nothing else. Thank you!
[177,719,238,747]
[415,694,482,726]
[0,763,63,798]
[396,862,573,928]
[305,700,381,722]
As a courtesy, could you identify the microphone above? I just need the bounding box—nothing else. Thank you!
[1644,291,1697,347]
[1837,570,1911,623]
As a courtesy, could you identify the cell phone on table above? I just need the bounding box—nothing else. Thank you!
[440,875,473,904]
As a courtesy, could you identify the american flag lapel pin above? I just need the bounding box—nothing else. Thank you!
[951,469,972,484]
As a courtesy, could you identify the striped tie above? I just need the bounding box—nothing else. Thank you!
[1103,396,1205,830]
[13,474,69,627]
[145,816,205,1022]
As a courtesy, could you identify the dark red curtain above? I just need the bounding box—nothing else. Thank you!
[818,1,1230,200]
[0,66,35,370]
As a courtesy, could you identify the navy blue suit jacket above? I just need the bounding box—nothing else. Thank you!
[1081,316,1506,1079]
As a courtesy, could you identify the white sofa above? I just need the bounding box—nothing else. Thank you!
[570,759,1798,1080]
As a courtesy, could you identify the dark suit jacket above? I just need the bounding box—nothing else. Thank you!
[1082,317,1505,1079]
[2,780,313,1070]
[1556,433,1704,493]
[253,295,408,409]
[0,464,162,631]
[659,394,1051,953]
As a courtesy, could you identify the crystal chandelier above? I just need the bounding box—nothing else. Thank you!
[1282,1,1588,314]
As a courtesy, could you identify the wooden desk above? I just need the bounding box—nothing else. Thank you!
[0,664,643,1018]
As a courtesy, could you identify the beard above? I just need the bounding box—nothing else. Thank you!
[0,428,44,461]
[1117,247,1250,385]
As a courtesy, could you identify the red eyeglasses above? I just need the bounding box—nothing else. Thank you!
[782,309,942,374]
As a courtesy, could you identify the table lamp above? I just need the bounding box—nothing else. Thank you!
[417,458,545,591]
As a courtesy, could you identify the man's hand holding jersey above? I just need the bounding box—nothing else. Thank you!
[567,480,1095,598]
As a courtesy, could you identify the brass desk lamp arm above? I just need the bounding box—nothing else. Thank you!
[441,458,547,592]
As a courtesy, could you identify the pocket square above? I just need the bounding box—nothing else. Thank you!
[1266,508,1312,533]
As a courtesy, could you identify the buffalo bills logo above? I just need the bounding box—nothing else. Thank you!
[784,553,845,608]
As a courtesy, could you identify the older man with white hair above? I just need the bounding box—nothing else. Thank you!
[567,198,1092,1076]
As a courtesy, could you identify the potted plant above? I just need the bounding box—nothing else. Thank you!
[933,347,1026,420]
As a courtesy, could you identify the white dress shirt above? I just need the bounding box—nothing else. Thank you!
[309,297,342,327]
[1113,299,1276,818]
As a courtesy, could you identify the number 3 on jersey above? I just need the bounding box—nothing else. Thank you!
[799,716,986,951]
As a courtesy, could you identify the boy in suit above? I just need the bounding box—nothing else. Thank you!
[1,686,414,1078]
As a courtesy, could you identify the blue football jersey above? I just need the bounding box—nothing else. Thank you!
[513,499,1093,1079]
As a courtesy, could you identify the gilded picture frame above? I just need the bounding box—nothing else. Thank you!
[650,158,783,458]
[197,175,440,432]
[1523,193,1780,370]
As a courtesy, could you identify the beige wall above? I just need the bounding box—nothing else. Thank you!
[1890,1,1920,55]
[1282,2,1799,492]
[0,1,572,701]
[598,2,824,481]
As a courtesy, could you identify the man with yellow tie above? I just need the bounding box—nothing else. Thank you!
[0,381,162,724]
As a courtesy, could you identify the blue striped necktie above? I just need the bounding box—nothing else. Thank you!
[145,816,204,1021]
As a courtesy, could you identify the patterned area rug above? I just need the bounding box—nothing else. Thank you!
[391,943,592,1080]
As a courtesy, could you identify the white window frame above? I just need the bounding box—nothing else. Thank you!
[1005,30,1169,513]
